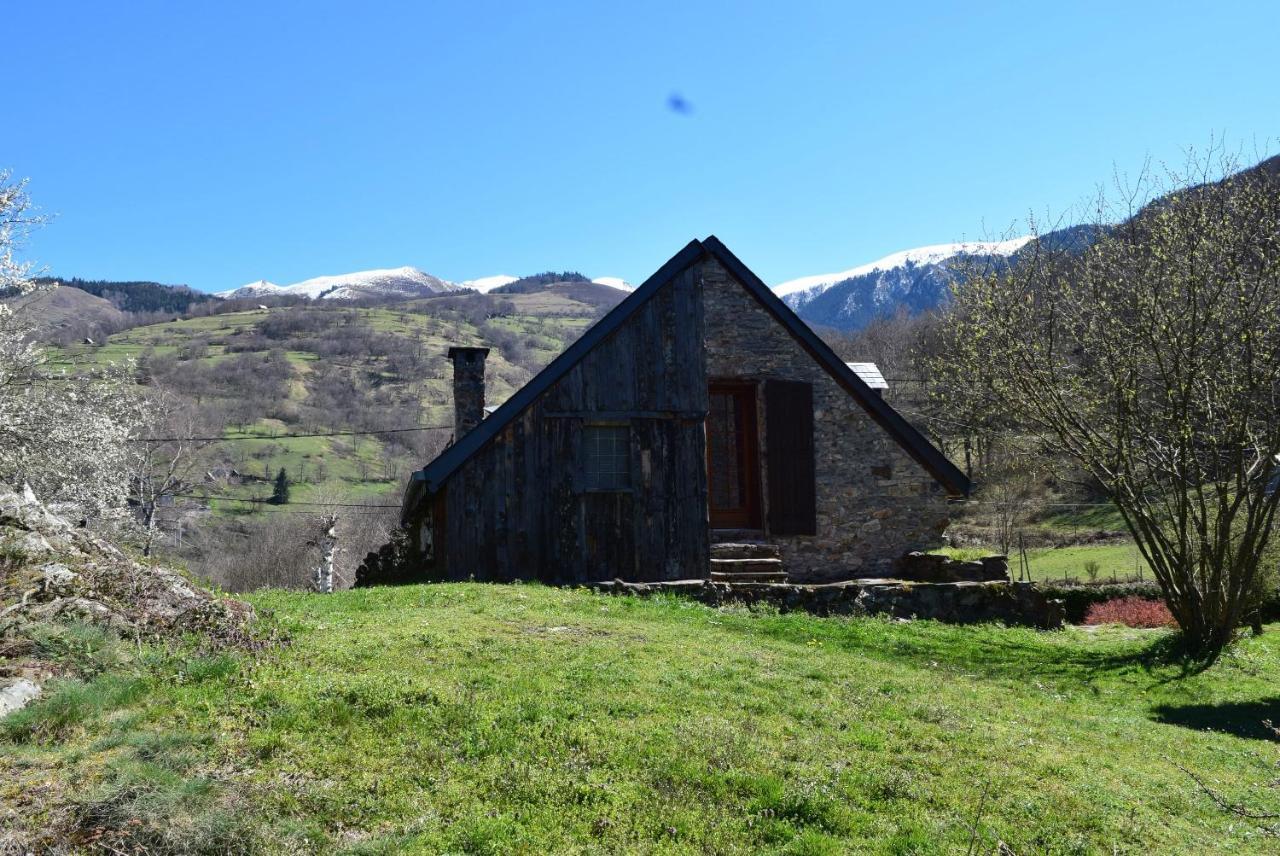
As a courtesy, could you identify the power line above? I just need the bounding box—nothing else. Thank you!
[170,492,400,508]
[218,506,392,516]
[133,424,451,443]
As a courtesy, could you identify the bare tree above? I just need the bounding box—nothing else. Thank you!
[130,388,221,556]
[937,149,1280,657]
[300,491,400,590]
[311,513,338,593]
[979,442,1045,557]
[182,514,319,592]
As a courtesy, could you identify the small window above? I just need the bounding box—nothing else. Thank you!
[584,424,630,490]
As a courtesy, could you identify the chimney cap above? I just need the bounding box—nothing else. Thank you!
[447,346,490,361]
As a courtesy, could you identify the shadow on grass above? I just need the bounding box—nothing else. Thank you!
[711,609,1199,690]
[1151,697,1280,741]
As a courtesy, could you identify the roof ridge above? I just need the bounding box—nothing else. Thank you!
[404,236,969,522]
[405,239,708,511]
[700,235,969,496]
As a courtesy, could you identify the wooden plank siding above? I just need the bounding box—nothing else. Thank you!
[439,266,710,583]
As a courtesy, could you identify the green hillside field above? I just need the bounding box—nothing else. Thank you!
[50,293,605,514]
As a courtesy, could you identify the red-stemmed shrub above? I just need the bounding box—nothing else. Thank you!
[1083,596,1176,628]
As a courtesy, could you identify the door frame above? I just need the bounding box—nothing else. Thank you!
[706,380,762,529]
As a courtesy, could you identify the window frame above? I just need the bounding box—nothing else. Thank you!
[581,421,632,493]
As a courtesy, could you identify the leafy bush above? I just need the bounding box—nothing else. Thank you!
[1034,581,1162,623]
[1084,597,1176,628]
[1251,524,1280,622]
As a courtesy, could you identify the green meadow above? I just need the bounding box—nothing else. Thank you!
[3,583,1276,853]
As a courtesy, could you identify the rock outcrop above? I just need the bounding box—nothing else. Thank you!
[0,483,256,711]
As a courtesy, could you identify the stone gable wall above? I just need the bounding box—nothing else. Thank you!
[700,258,952,582]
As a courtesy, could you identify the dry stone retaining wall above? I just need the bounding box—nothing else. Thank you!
[593,577,1065,629]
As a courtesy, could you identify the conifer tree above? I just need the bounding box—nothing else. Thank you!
[271,467,291,505]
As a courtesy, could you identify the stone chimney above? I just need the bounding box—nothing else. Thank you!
[447,346,489,440]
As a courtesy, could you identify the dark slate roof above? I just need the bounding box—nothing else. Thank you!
[404,237,970,519]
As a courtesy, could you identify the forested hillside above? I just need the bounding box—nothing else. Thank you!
[53,286,622,588]
[38,276,218,314]
[491,270,591,293]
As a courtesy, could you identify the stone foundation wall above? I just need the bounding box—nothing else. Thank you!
[700,259,953,582]
[593,578,1065,629]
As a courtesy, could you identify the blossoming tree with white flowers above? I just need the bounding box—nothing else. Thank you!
[0,170,147,520]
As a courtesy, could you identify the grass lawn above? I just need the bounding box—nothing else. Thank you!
[939,543,1151,584]
[1033,502,1129,533]
[1018,543,1151,583]
[3,584,1278,853]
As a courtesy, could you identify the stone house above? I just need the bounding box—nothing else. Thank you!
[397,237,969,584]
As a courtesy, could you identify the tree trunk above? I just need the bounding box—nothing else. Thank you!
[142,504,156,558]
[313,515,338,594]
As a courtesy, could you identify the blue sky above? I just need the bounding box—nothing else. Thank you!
[7,0,1278,292]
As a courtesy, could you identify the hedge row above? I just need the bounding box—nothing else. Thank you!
[1034,580,1280,624]
[1034,581,1162,623]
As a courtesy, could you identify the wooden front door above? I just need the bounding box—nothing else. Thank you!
[706,383,761,529]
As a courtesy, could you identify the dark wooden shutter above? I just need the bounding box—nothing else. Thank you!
[765,380,816,535]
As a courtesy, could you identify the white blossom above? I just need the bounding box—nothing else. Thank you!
[0,171,148,521]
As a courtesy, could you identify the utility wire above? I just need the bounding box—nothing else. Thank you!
[133,424,451,443]
[214,506,392,516]
[167,496,397,515]
[170,492,400,508]
[167,491,1117,513]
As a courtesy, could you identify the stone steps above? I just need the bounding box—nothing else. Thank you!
[710,542,781,561]
[710,529,766,544]
[710,557,783,573]
[708,552,788,583]
[709,571,790,584]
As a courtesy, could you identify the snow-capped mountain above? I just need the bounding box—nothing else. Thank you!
[773,237,1034,331]
[461,275,519,293]
[217,267,461,301]
[215,267,635,301]
[776,238,1032,306]
[220,279,282,299]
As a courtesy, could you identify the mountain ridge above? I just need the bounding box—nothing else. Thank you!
[772,237,1036,331]
[217,267,634,301]
[217,267,461,301]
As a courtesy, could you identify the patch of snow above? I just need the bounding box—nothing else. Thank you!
[461,275,519,293]
[592,276,633,291]
[284,266,458,299]
[215,279,281,298]
[220,267,462,301]
[773,237,1033,298]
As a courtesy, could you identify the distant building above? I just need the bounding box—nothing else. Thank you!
[845,362,888,396]
[393,238,968,586]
